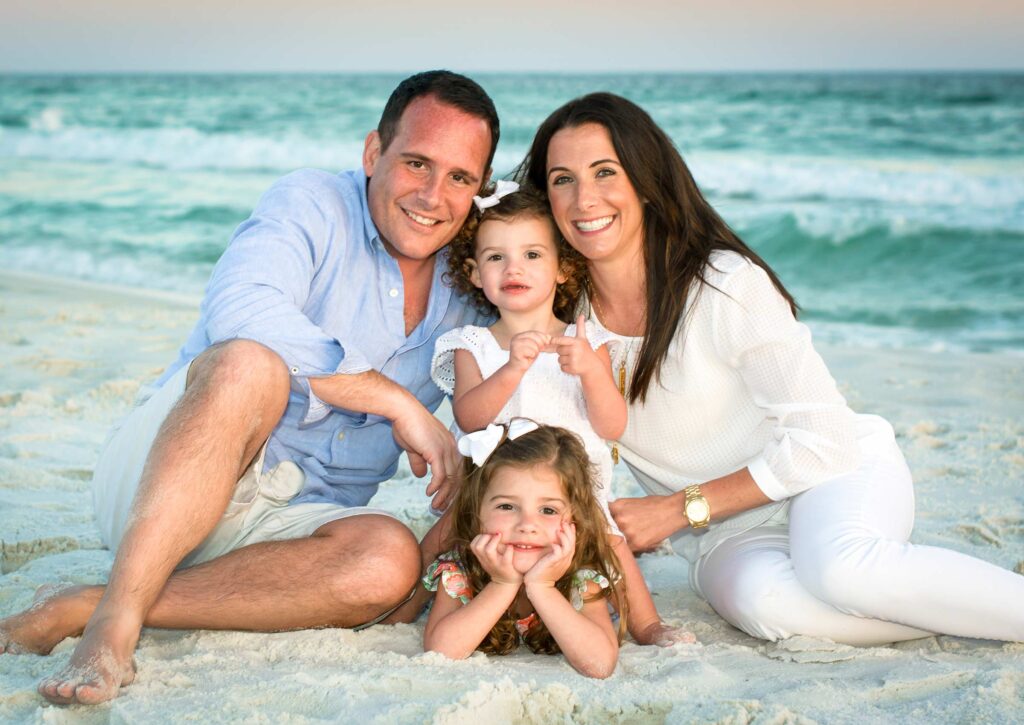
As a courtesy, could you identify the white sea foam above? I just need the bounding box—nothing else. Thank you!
[3,126,1023,228]
[0,126,367,173]
[29,107,65,133]
[689,153,1024,232]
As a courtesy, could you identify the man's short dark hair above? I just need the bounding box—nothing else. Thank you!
[378,70,500,173]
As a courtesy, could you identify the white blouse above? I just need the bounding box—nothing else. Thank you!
[594,251,875,562]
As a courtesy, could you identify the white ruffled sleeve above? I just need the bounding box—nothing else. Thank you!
[579,319,620,360]
[430,325,482,396]
[711,260,860,500]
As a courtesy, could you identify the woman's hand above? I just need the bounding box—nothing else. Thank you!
[470,532,523,586]
[525,522,576,588]
[610,494,687,553]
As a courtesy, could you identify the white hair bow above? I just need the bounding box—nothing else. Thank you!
[457,418,540,467]
[472,179,520,212]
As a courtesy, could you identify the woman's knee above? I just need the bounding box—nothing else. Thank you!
[792,536,907,615]
[702,560,800,642]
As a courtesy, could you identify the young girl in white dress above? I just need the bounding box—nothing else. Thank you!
[431,183,692,646]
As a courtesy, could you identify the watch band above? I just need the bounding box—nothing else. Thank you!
[683,484,711,529]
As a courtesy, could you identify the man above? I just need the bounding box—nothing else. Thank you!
[0,70,498,705]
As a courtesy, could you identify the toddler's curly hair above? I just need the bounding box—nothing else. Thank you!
[445,184,587,323]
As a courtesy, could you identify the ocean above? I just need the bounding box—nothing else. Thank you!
[1,72,1022,353]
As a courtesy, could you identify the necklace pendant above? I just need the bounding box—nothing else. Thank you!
[611,444,619,465]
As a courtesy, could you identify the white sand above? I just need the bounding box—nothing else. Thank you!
[1,270,1022,723]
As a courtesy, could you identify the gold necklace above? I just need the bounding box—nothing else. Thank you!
[590,292,640,465]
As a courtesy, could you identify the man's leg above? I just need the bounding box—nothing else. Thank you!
[3,514,419,653]
[37,339,290,704]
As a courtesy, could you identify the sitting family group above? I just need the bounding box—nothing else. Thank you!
[2,70,1022,702]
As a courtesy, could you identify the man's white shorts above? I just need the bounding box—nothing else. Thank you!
[92,362,397,570]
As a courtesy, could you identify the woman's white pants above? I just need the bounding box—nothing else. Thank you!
[692,429,1024,645]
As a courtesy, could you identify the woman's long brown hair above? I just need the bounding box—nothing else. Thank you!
[448,424,627,654]
[517,92,797,403]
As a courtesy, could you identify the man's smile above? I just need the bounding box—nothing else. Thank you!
[403,208,442,226]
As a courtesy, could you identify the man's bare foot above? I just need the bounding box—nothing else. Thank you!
[632,619,698,647]
[0,584,98,656]
[37,612,140,705]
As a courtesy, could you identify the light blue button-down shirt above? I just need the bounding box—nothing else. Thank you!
[156,168,487,506]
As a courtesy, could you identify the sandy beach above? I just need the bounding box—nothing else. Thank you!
[1,269,1022,723]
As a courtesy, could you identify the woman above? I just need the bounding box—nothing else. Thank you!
[517,92,1024,645]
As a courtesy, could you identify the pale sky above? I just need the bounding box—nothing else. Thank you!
[2,0,1021,73]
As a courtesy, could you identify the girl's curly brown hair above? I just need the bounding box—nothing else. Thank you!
[445,184,587,324]
[448,423,627,655]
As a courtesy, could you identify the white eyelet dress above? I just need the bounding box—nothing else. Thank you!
[431,321,622,535]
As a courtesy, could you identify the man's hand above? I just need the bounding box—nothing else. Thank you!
[470,532,523,587]
[609,495,687,554]
[524,522,576,588]
[311,370,462,508]
[507,331,552,373]
[552,315,603,380]
[392,404,461,511]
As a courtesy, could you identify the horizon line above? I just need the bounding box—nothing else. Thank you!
[3,67,1023,76]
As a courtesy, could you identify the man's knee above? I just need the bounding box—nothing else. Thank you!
[186,340,290,417]
[321,516,420,610]
[189,340,289,393]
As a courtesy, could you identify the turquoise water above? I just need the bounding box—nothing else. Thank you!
[1,73,1022,352]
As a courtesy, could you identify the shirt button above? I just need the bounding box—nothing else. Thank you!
[290,367,299,374]
[337,431,345,441]
[389,288,399,298]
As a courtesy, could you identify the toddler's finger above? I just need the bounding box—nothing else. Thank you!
[576,314,588,339]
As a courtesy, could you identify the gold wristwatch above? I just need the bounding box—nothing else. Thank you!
[683,485,711,529]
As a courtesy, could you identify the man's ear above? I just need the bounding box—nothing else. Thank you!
[363,130,382,176]
[465,259,482,289]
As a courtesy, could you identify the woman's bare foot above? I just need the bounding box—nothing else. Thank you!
[0,584,99,656]
[37,612,140,705]
[633,619,698,647]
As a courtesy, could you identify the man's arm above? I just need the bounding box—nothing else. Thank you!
[309,371,460,508]
[203,171,459,502]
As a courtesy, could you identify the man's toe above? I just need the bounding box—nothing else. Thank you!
[75,680,117,705]
[38,676,74,704]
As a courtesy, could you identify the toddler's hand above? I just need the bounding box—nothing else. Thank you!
[634,620,698,647]
[508,331,552,373]
[470,532,522,586]
[524,522,576,588]
[552,315,602,379]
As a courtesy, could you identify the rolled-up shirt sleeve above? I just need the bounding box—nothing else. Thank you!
[202,171,372,424]
[711,261,860,500]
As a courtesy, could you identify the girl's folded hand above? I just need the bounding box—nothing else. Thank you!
[525,522,576,588]
[470,532,523,586]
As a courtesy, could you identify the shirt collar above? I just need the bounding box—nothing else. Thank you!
[355,167,384,251]
[354,167,459,340]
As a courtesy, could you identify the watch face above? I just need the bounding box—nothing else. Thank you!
[687,499,710,522]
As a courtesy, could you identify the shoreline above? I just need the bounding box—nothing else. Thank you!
[1,269,1022,722]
